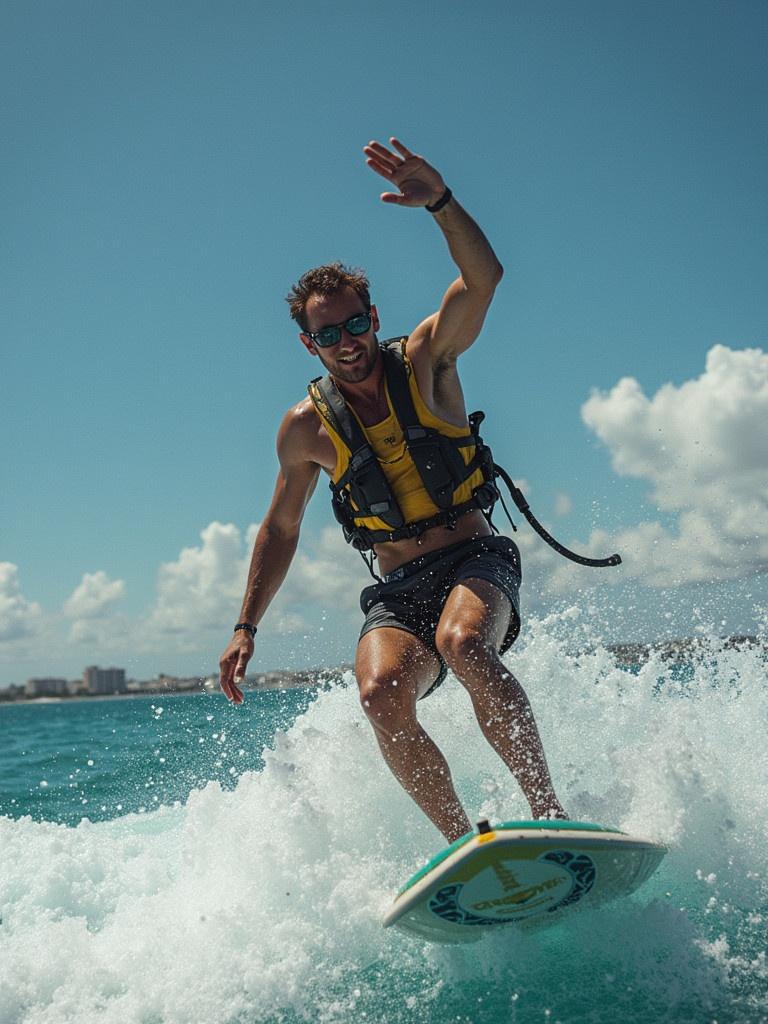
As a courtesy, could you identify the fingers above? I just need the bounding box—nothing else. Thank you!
[364,137,426,206]
[230,645,252,704]
[365,137,415,163]
[389,137,414,159]
[234,653,250,685]
[220,670,242,704]
[220,672,242,704]
[364,140,399,170]
[365,156,396,183]
[219,647,247,705]
[363,139,418,179]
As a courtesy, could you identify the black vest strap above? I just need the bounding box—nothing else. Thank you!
[308,373,405,530]
[381,341,479,510]
[309,372,366,456]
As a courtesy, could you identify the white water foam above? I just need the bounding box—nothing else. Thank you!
[1,611,767,1024]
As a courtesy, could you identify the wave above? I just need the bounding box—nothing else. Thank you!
[1,611,766,1023]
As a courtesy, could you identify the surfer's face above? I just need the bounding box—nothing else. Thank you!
[300,287,380,384]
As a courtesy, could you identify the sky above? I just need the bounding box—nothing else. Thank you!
[2,0,767,687]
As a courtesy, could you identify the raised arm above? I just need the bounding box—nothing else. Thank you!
[218,409,320,704]
[363,137,503,364]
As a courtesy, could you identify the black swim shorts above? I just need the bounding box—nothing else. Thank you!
[358,534,522,699]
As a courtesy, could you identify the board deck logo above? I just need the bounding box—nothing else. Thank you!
[491,861,522,892]
[427,849,597,926]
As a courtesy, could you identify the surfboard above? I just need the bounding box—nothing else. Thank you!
[383,820,666,943]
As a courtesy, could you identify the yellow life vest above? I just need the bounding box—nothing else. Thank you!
[308,338,498,550]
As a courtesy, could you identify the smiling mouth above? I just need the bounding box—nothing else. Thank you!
[338,352,363,364]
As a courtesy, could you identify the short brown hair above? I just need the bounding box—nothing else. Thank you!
[286,262,371,331]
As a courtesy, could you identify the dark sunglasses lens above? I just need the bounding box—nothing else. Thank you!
[346,314,371,336]
[315,326,342,347]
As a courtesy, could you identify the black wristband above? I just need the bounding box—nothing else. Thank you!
[234,622,257,638]
[426,187,452,213]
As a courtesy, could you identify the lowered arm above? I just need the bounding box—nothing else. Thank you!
[219,410,320,704]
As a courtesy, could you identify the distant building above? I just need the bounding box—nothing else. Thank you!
[83,665,127,695]
[69,677,89,696]
[25,677,69,698]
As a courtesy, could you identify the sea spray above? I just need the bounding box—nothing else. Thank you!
[1,615,766,1023]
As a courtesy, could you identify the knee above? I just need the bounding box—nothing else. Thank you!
[435,622,493,673]
[357,673,414,734]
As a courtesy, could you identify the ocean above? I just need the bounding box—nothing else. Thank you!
[1,617,766,1024]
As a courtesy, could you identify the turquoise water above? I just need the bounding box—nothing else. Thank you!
[0,689,315,826]
[1,621,767,1023]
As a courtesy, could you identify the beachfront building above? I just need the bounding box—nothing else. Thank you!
[25,677,69,698]
[83,666,127,695]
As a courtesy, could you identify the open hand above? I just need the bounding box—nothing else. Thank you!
[363,137,446,208]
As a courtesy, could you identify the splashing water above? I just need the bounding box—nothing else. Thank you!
[1,614,766,1023]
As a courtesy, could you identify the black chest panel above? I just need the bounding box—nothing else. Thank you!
[308,339,497,549]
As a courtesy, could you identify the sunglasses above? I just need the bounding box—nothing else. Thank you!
[306,311,372,348]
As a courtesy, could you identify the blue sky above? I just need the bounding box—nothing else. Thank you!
[2,0,767,686]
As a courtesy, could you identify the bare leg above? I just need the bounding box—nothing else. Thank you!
[436,579,567,820]
[355,627,471,843]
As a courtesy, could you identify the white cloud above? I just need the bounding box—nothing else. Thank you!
[554,492,572,517]
[62,571,127,645]
[580,345,768,586]
[281,526,371,613]
[145,521,246,641]
[139,520,369,651]
[0,563,42,643]
[64,571,125,619]
[583,346,768,508]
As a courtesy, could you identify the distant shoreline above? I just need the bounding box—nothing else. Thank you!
[1,638,764,705]
[0,691,204,708]
[605,633,764,665]
[0,665,353,706]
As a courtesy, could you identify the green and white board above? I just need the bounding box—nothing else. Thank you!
[384,820,666,943]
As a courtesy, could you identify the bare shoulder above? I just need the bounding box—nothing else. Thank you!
[404,314,436,363]
[278,396,335,473]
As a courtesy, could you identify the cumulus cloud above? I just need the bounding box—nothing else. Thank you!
[61,570,127,644]
[145,521,247,641]
[140,520,369,650]
[580,344,768,586]
[64,571,125,620]
[281,526,371,613]
[0,563,43,643]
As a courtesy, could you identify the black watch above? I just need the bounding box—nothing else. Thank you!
[234,622,257,638]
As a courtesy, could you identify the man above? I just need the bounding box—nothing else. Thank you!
[219,137,567,843]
